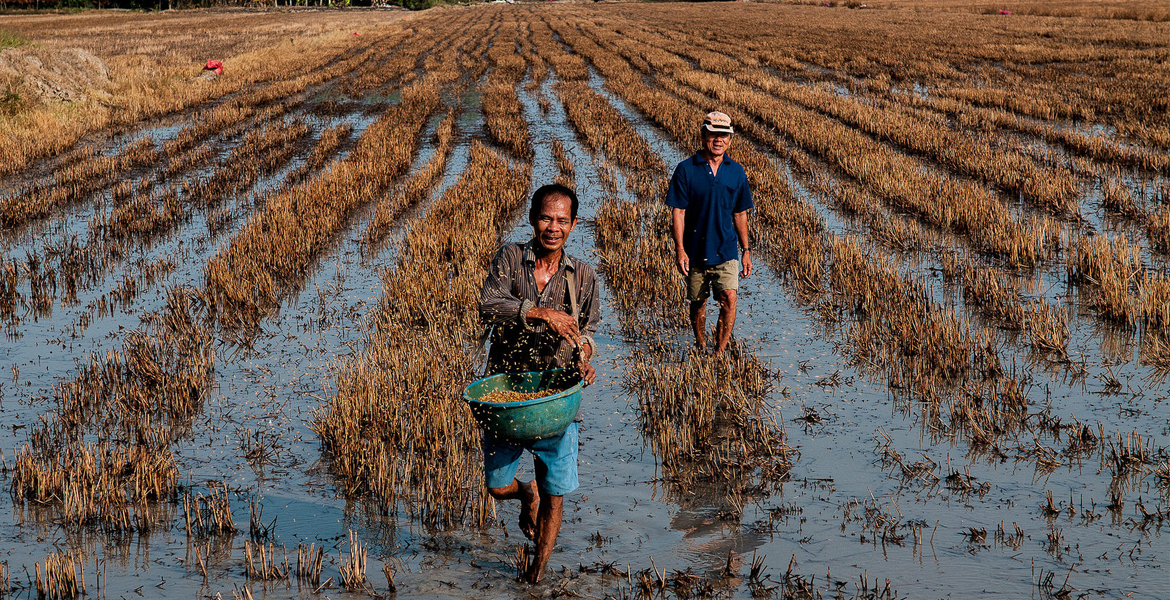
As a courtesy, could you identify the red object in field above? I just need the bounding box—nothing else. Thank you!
[352,32,361,36]
[999,9,1012,14]
[203,60,223,76]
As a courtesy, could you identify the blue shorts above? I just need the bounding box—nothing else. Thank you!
[482,422,579,496]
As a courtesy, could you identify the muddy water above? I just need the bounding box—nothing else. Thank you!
[1,65,1167,600]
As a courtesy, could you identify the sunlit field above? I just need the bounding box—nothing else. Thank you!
[1,3,1167,598]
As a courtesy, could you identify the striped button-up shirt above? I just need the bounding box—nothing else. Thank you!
[479,239,600,375]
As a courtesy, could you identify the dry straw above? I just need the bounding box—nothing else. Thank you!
[543,9,1048,450]
[544,34,793,508]
[12,287,213,527]
[0,13,411,177]
[34,551,81,600]
[205,82,443,327]
[338,530,368,591]
[314,142,531,526]
[363,110,457,253]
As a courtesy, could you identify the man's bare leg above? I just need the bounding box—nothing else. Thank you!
[713,289,737,356]
[487,479,540,540]
[690,299,708,351]
[525,489,564,584]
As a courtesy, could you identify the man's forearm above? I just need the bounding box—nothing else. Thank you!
[733,211,750,250]
[481,293,524,326]
[671,208,687,254]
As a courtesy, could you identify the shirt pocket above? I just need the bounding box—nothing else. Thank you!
[720,182,741,209]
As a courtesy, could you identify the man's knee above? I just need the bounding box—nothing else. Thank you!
[487,487,510,500]
[717,289,737,308]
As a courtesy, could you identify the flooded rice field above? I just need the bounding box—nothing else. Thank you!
[0,3,1167,599]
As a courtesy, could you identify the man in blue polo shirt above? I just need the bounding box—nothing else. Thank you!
[666,111,753,356]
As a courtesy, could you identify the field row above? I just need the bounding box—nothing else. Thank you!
[2,6,1166,576]
[3,8,493,536]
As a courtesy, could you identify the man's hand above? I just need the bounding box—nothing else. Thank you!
[741,250,753,278]
[579,360,596,386]
[676,251,690,276]
[530,307,581,347]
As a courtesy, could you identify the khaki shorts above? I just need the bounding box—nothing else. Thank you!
[687,259,739,302]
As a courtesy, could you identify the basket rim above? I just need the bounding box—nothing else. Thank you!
[463,368,584,409]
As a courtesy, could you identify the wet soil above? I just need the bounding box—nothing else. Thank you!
[0,19,1167,600]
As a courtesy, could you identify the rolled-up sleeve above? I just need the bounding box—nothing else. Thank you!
[480,245,529,327]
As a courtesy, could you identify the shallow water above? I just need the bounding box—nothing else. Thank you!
[1,32,1168,600]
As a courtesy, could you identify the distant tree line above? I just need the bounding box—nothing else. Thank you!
[0,0,434,10]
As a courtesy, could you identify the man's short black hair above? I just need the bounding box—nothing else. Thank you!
[529,183,579,223]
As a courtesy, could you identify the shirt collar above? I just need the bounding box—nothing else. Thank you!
[523,239,575,271]
[692,152,733,166]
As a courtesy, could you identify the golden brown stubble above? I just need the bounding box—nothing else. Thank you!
[286,123,354,187]
[11,286,213,527]
[1140,331,1170,374]
[876,83,1168,173]
[603,3,1168,131]
[838,0,1169,21]
[34,551,82,600]
[528,14,589,82]
[549,47,791,504]
[546,9,1038,446]
[0,137,157,230]
[481,15,533,160]
[550,139,575,189]
[0,11,413,177]
[570,16,1055,268]
[314,143,531,526]
[949,255,1069,356]
[1148,208,1170,254]
[12,112,315,329]
[1067,235,1143,327]
[363,110,457,254]
[589,16,1085,216]
[627,344,792,508]
[1,31,401,236]
[200,11,501,328]
[609,9,1169,174]
[1096,174,1170,252]
[203,82,444,328]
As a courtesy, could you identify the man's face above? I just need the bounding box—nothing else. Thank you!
[532,194,577,253]
[702,130,732,158]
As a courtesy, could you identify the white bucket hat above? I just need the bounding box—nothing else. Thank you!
[702,111,734,134]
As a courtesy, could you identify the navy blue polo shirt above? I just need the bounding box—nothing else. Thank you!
[665,153,753,266]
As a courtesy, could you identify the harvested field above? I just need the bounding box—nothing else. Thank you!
[0,3,1167,600]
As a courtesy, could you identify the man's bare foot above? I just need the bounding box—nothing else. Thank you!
[525,562,544,584]
[519,480,539,540]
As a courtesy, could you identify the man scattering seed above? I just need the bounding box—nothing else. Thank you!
[479,183,600,583]
[667,111,754,356]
